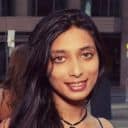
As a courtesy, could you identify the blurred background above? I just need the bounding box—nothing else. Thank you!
[0,0,128,127]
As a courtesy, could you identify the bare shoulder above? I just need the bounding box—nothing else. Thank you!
[0,89,12,121]
[99,118,114,128]
[0,118,10,128]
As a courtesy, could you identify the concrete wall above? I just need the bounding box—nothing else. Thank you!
[0,17,120,32]
[67,0,81,9]
[14,0,29,16]
[120,0,128,102]
[0,0,2,15]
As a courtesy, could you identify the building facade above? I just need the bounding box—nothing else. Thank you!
[0,0,127,101]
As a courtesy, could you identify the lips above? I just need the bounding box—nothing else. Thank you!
[65,80,87,91]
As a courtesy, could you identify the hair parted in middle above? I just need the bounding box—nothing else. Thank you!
[9,9,105,128]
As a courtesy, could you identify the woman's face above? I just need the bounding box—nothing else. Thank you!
[48,26,99,103]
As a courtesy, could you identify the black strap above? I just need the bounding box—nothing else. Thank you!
[61,110,87,127]
[97,118,103,128]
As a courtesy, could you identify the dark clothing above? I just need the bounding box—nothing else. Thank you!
[91,76,112,119]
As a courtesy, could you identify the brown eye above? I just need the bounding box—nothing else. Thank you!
[82,52,94,60]
[52,56,66,63]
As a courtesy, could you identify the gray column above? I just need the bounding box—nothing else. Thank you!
[67,0,81,9]
[120,0,128,102]
[27,0,33,16]
[14,0,29,16]
[0,0,2,15]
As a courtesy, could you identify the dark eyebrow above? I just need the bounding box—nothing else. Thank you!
[51,50,65,54]
[80,46,96,51]
[51,46,97,54]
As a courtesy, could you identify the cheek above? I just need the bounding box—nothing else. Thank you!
[85,60,99,80]
[48,66,68,94]
[90,68,99,82]
[49,65,67,84]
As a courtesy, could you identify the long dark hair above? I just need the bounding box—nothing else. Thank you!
[0,45,29,121]
[1,45,29,110]
[9,9,105,128]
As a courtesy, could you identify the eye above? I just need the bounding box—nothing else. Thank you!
[82,52,94,60]
[51,56,66,63]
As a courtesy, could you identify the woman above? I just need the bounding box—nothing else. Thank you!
[9,9,113,128]
[0,45,28,126]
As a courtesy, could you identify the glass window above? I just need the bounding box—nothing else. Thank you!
[0,42,8,81]
[81,0,120,17]
[32,0,54,16]
[0,0,66,16]
[110,0,120,16]
[81,0,92,16]
[31,0,67,16]
[0,0,14,16]
[102,33,121,86]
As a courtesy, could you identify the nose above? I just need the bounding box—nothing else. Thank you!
[69,59,83,78]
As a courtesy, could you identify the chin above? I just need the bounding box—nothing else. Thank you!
[64,94,89,104]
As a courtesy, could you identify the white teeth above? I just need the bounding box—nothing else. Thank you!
[69,82,84,86]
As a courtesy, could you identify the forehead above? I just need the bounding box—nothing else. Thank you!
[51,26,96,52]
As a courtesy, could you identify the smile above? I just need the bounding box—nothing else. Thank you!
[65,80,87,91]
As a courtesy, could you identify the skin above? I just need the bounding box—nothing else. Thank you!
[0,26,113,128]
[0,89,12,121]
[48,26,99,124]
[47,26,113,128]
[48,26,99,103]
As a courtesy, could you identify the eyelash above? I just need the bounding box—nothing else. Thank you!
[51,52,94,63]
[82,52,94,59]
[51,56,66,63]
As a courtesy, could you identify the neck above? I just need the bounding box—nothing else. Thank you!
[61,109,87,128]
[53,95,86,122]
[62,106,86,122]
